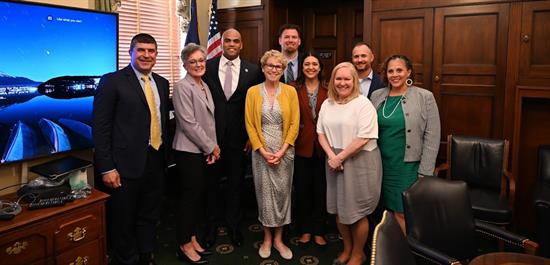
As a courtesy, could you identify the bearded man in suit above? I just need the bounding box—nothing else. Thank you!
[202,28,262,247]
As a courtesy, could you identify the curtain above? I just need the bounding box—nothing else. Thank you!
[95,0,121,12]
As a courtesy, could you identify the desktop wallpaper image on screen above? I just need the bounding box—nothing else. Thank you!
[0,0,117,164]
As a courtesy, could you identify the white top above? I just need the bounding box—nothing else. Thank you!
[218,55,241,94]
[317,95,378,151]
[359,70,373,97]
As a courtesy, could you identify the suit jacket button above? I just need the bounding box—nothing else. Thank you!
[406,145,411,149]
[407,129,411,133]
[405,113,409,116]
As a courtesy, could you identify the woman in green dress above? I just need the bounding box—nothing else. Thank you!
[370,55,441,233]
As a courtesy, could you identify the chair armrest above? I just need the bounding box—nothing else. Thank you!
[474,220,539,255]
[504,169,516,210]
[407,237,461,265]
[435,163,449,179]
[533,183,550,207]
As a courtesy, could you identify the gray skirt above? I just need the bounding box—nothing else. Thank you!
[326,147,382,225]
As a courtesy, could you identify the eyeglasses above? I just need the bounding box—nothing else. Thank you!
[187,58,206,65]
[264,64,284,71]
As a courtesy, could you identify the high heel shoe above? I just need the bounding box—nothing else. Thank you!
[197,249,213,256]
[313,235,327,247]
[176,246,208,264]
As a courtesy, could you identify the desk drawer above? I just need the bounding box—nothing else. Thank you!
[54,204,101,253]
[55,239,101,265]
[0,232,48,265]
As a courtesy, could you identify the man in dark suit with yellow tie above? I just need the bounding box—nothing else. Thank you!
[93,33,170,265]
[202,28,262,248]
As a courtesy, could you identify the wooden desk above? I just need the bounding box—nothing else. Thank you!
[469,252,550,265]
[0,189,109,265]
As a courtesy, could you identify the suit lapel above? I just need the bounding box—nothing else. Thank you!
[186,74,215,114]
[209,58,224,99]
[152,73,167,124]
[297,85,313,122]
[124,65,148,107]
[233,61,250,100]
[316,87,327,113]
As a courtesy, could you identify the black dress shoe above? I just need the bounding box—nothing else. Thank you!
[176,246,208,264]
[229,229,243,247]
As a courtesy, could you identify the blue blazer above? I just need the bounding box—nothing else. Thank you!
[367,72,385,99]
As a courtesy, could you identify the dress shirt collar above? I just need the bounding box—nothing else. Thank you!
[220,55,241,69]
[130,64,154,82]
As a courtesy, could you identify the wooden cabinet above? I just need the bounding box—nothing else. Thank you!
[0,189,108,265]
[510,0,550,231]
[519,1,550,81]
[371,2,509,140]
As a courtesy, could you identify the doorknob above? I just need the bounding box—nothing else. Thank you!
[434,75,440,83]
[522,34,530,43]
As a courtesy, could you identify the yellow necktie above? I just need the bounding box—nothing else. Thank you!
[142,76,161,150]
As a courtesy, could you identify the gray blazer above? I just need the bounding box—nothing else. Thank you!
[371,86,441,176]
[172,74,217,155]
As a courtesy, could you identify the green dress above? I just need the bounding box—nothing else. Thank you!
[377,96,419,212]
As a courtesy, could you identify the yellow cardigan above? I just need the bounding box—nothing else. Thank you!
[245,83,300,151]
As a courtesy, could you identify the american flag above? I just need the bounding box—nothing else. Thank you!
[206,0,222,60]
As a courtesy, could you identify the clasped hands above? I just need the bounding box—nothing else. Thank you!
[327,155,344,171]
[206,145,221,164]
[260,148,284,166]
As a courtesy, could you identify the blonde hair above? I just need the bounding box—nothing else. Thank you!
[327,62,360,102]
[260,49,288,71]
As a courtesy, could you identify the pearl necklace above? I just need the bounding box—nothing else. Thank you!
[381,94,405,118]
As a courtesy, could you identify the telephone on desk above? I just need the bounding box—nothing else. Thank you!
[17,176,72,202]
[17,156,91,201]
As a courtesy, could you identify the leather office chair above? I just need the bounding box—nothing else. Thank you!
[435,135,514,226]
[533,145,550,258]
[370,210,416,265]
[403,177,537,265]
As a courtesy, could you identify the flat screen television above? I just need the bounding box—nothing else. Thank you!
[0,0,118,164]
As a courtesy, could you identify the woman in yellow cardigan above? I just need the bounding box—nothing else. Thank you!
[245,49,300,261]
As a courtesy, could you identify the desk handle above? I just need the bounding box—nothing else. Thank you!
[67,226,87,242]
[5,241,28,255]
[69,256,89,265]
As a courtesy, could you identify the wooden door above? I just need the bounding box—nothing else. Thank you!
[514,0,550,232]
[519,0,550,82]
[371,8,433,90]
[302,2,363,79]
[218,7,265,63]
[433,4,509,139]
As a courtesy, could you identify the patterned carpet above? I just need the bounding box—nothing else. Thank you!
[154,203,345,265]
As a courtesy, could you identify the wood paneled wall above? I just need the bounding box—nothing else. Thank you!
[368,0,550,233]
[216,0,550,234]
[218,6,265,64]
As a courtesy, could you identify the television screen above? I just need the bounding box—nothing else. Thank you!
[0,0,118,164]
